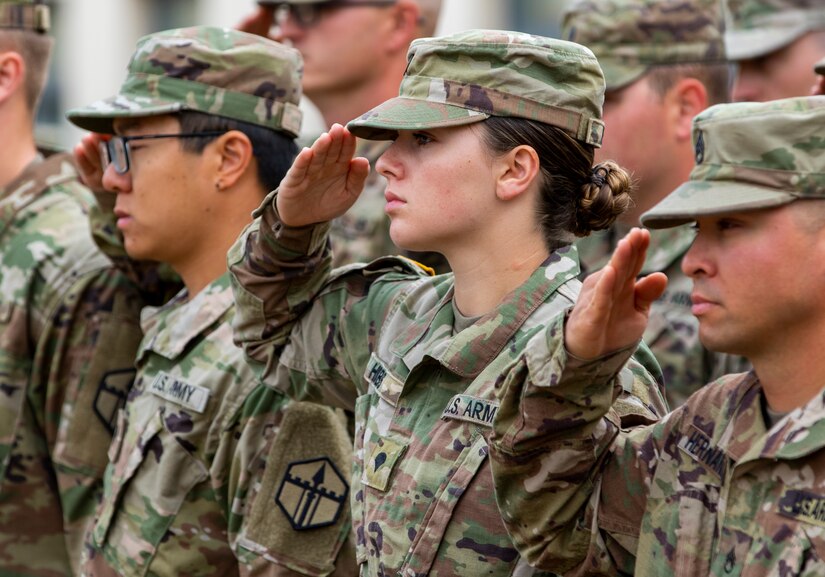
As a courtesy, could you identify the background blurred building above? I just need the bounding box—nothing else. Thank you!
[37,0,568,149]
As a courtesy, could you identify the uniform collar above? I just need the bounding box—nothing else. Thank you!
[390,246,581,379]
[138,273,234,361]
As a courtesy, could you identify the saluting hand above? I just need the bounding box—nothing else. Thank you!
[565,228,668,360]
[73,133,110,194]
[276,124,370,227]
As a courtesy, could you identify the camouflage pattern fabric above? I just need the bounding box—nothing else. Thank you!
[329,138,449,274]
[491,321,825,576]
[66,26,304,137]
[724,0,825,60]
[563,0,727,89]
[577,225,750,407]
[82,274,355,577]
[0,152,143,577]
[0,0,49,33]
[642,96,825,227]
[346,29,607,148]
[227,189,667,576]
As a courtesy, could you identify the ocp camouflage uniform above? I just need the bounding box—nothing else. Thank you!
[724,0,825,62]
[577,226,749,406]
[0,151,144,577]
[66,26,356,577]
[490,97,825,577]
[565,0,749,406]
[330,138,448,274]
[229,30,668,577]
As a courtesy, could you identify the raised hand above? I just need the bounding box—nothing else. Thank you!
[276,124,371,227]
[565,228,668,359]
[236,6,276,39]
[73,133,109,193]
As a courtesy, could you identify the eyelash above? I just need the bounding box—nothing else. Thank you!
[412,132,433,146]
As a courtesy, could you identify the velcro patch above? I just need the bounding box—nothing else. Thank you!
[364,437,406,492]
[364,354,403,404]
[677,426,727,479]
[441,394,499,428]
[276,458,348,531]
[148,372,209,414]
[94,369,134,434]
[778,489,825,529]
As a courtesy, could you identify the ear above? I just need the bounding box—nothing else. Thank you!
[383,0,421,54]
[0,51,25,106]
[211,130,254,190]
[494,145,540,202]
[666,77,708,143]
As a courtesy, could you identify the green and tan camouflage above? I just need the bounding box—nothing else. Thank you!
[0,152,143,577]
[642,96,825,228]
[346,29,607,147]
[0,0,49,33]
[66,26,303,137]
[724,0,825,61]
[563,0,727,90]
[577,225,750,406]
[82,275,355,577]
[228,189,666,576]
[490,322,825,575]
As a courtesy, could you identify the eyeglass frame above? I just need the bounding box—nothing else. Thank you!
[99,131,226,175]
[270,0,397,28]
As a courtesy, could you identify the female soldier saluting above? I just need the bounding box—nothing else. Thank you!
[229,29,667,576]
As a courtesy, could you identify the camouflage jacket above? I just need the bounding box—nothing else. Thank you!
[329,138,449,274]
[82,274,355,577]
[228,192,667,577]
[492,325,825,576]
[0,153,144,577]
[576,224,750,406]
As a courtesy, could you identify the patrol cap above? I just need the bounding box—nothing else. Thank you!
[725,0,825,61]
[346,29,607,148]
[641,96,825,228]
[66,26,303,137]
[563,0,726,91]
[0,0,49,33]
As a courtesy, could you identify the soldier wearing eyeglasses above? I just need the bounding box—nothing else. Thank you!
[68,26,355,577]
[239,0,448,274]
[0,1,146,575]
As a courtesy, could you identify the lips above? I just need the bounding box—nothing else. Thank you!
[113,206,133,229]
[384,190,405,213]
[690,293,717,316]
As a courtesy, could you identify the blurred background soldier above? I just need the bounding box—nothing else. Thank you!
[68,26,354,577]
[564,0,749,407]
[239,0,449,272]
[726,0,825,101]
[0,0,143,575]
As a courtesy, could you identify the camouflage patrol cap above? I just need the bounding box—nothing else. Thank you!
[0,0,49,33]
[641,96,825,228]
[346,29,607,147]
[725,0,825,61]
[563,0,726,91]
[66,26,303,137]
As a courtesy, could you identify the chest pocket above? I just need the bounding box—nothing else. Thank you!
[88,409,208,577]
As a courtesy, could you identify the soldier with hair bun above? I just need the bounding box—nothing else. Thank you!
[229,29,667,576]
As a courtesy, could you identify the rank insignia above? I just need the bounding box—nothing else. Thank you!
[276,457,348,531]
[94,368,135,434]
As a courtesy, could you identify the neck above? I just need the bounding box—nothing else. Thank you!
[751,329,825,412]
[0,112,37,189]
[448,233,549,317]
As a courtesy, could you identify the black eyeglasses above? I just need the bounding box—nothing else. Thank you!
[273,0,396,28]
[99,132,225,175]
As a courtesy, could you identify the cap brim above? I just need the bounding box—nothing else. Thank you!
[598,60,648,92]
[725,26,807,61]
[66,94,185,134]
[641,180,795,229]
[346,97,490,140]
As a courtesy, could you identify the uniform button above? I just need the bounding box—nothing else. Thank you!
[724,548,736,573]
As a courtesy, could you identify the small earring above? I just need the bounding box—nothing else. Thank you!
[215,180,223,191]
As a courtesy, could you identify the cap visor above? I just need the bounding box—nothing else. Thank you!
[641,180,795,229]
[346,97,489,140]
[66,94,184,134]
[599,61,648,92]
[725,26,805,61]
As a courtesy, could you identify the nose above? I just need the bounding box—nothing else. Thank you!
[681,229,714,279]
[375,140,403,180]
[101,163,132,195]
[732,65,763,102]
